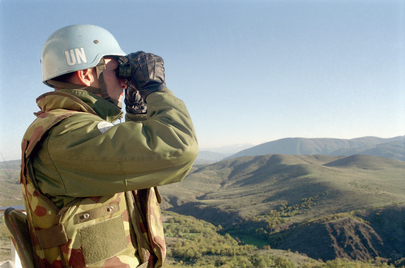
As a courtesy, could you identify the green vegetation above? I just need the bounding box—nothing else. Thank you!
[165,212,255,257]
[303,258,396,268]
[222,193,331,248]
[162,212,398,268]
[160,154,405,263]
[1,156,405,266]
[163,211,302,267]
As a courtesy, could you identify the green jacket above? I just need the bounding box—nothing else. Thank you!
[31,88,198,208]
[20,87,198,267]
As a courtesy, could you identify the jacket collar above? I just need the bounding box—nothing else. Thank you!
[36,88,123,122]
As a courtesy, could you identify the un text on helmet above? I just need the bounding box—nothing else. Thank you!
[65,47,87,66]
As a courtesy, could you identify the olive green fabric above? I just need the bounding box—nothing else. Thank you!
[22,179,138,267]
[75,202,120,224]
[21,109,139,267]
[32,87,198,208]
[21,85,198,267]
[36,223,68,249]
[79,216,127,265]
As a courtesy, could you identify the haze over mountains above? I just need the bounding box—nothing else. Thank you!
[197,136,405,163]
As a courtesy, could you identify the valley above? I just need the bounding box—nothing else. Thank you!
[1,140,405,266]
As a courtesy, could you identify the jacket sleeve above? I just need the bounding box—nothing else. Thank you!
[33,89,198,197]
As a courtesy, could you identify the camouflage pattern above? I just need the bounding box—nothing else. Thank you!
[127,188,166,268]
[20,110,140,267]
[20,87,198,267]
[22,182,138,267]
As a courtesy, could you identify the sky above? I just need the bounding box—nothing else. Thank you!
[0,0,404,161]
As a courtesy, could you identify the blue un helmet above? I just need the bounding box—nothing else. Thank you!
[41,24,126,87]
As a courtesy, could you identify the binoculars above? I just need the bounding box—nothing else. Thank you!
[115,56,132,79]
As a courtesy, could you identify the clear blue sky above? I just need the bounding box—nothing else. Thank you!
[1,0,404,160]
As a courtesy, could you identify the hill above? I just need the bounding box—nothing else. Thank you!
[0,160,20,171]
[2,155,405,265]
[161,154,405,219]
[225,136,405,161]
[159,153,405,263]
[0,160,23,207]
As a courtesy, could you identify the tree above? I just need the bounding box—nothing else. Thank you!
[274,256,295,268]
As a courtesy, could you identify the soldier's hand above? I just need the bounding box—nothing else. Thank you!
[124,85,147,115]
[127,51,166,100]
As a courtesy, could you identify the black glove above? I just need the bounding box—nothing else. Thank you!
[124,84,147,114]
[123,51,166,114]
[127,51,166,99]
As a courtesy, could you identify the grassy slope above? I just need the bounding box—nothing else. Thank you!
[0,160,22,262]
[160,154,405,223]
[0,160,23,207]
[0,155,404,265]
[159,154,405,263]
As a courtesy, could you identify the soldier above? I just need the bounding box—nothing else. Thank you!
[19,24,198,267]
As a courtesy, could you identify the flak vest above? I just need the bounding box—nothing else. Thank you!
[19,109,166,268]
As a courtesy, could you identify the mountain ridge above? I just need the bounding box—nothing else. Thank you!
[223,136,405,161]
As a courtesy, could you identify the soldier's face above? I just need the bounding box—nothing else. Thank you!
[102,57,127,102]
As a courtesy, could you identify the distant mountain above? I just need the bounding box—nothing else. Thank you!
[0,160,20,170]
[160,153,405,262]
[195,151,230,164]
[197,143,253,163]
[225,136,405,161]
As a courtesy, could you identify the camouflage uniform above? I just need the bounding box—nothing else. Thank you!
[20,87,198,267]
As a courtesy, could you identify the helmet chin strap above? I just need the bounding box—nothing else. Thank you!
[95,58,122,109]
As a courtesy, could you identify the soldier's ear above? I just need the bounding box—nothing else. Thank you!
[62,68,99,88]
[76,69,93,86]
